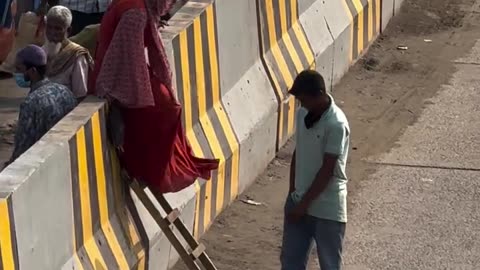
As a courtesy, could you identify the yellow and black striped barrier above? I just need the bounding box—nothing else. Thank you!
[68,108,146,270]
[257,0,316,149]
[171,1,240,239]
[344,0,382,61]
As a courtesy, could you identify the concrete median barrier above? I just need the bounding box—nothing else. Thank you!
[0,0,404,269]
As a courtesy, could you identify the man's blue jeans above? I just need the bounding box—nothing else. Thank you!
[280,195,346,270]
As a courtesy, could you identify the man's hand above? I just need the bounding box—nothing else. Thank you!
[287,203,308,223]
[159,20,169,28]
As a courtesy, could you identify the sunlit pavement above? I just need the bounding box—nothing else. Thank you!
[0,76,28,164]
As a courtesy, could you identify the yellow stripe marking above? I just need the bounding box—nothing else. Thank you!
[0,199,15,270]
[284,32,304,72]
[288,97,296,135]
[91,113,129,269]
[291,22,315,66]
[179,29,205,239]
[193,17,225,230]
[193,180,201,239]
[126,214,145,269]
[136,258,146,270]
[352,0,364,55]
[368,0,373,41]
[376,0,381,33]
[290,0,298,24]
[279,0,288,34]
[76,127,107,268]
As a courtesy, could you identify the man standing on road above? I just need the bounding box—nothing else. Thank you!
[281,70,350,270]
[4,45,77,167]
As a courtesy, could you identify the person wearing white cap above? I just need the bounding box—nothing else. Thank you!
[4,44,77,167]
[43,5,92,99]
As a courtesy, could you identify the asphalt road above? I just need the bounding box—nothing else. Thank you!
[0,78,27,165]
[343,39,480,270]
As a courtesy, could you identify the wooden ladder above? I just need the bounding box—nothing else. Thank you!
[130,180,218,270]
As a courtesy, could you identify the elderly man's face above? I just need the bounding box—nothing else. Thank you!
[46,17,69,43]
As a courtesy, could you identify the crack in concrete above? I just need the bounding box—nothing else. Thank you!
[367,161,480,172]
[453,60,480,65]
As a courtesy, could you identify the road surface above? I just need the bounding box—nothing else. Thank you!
[0,77,27,166]
[174,0,480,269]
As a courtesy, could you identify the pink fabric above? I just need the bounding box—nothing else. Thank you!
[95,9,154,108]
[94,0,176,108]
[89,0,219,193]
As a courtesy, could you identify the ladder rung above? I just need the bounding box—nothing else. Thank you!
[165,208,180,224]
[190,244,206,259]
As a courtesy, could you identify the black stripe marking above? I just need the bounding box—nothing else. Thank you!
[99,108,115,217]
[197,183,206,236]
[272,0,283,43]
[69,136,93,270]
[70,136,84,251]
[173,36,186,131]
[223,157,233,209]
[186,25,199,124]
[285,0,293,29]
[84,121,100,231]
[210,172,218,223]
[124,185,149,270]
[277,39,298,92]
[282,101,289,141]
[209,112,232,158]
[84,121,119,268]
[200,12,214,111]
[194,121,213,237]
[193,126,213,164]
[95,231,118,268]
[77,247,94,270]
[289,30,309,69]
[110,216,137,268]
[7,198,18,270]
[258,0,271,53]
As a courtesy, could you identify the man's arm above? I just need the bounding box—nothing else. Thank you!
[8,99,37,163]
[289,149,296,194]
[297,153,338,209]
[71,55,89,99]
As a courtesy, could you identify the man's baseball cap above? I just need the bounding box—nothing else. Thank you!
[289,69,326,97]
[16,44,47,66]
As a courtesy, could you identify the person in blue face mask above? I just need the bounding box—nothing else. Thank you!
[3,44,77,169]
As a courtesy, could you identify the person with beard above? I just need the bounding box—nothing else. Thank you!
[89,0,219,194]
[44,5,92,99]
[5,45,77,167]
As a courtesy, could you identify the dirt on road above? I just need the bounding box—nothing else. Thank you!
[174,0,480,269]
